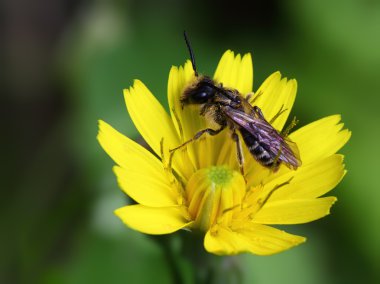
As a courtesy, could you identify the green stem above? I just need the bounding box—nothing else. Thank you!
[150,235,183,284]
[152,231,244,284]
[180,231,243,284]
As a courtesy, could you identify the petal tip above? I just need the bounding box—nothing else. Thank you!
[123,88,130,95]
[97,119,105,128]
[97,120,105,140]
[326,196,338,214]
[97,120,110,139]
[290,78,298,87]
[346,129,352,139]
[114,206,125,217]
[133,79,143,86]
[169,65,179,74]
[243,52,252,59]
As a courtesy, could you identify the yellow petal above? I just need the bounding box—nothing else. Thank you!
[98,120,163,171]
[213,50,253,94]
[205,224,305,255]
[204,225,242,255]
[115,205,192,235]
[213,50,234,87]
[113,166,178,207]
[167,62,203,140]
[167,62,205,171]
[253,197,337,224]
[252,72,297,131]
[98,121,180,206]
[124,80,180,156]
[238,53,254,94]
[268,154,346,201]
[289,115,351,165]
[167,61,196,139]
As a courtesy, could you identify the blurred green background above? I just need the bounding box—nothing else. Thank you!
[2,0,380,283]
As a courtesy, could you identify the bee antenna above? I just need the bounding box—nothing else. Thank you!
[183,31,198,76]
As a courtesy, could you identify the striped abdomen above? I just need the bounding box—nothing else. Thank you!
[239,128,275,168]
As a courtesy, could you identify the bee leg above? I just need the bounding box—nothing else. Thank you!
[245,93,253,102]
[270,147,282,172]
[171,108,184,139]
[281,116,299,137]
[200,102,213,116]
[269,105,287,124]
[252,105,265,118]
[231,130,245,177]
[169,126,225,153]
[256,177,294,211]
[160,138,177,184]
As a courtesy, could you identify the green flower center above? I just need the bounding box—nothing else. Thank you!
[186,166,246,231]
[207,166,234,186]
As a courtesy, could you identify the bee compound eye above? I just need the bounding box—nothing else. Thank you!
[191,85,215,103]
[197,91,209,99]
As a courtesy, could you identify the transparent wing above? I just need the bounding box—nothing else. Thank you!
[223,106,301,169]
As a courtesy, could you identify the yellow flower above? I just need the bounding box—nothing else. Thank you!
[97,50,351,255]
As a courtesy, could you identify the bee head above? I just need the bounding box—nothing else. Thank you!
[181,77,218,107]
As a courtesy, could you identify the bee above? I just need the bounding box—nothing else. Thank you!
[171,32,301,173]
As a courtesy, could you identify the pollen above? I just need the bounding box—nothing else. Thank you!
[186,166,246,231]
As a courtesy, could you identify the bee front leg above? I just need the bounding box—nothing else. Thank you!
[169,126,225,154]
[231,130,245,177]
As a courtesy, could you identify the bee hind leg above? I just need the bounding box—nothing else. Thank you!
[281,116,299,137]
[231,130,245,177]
[269,105,287,124]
